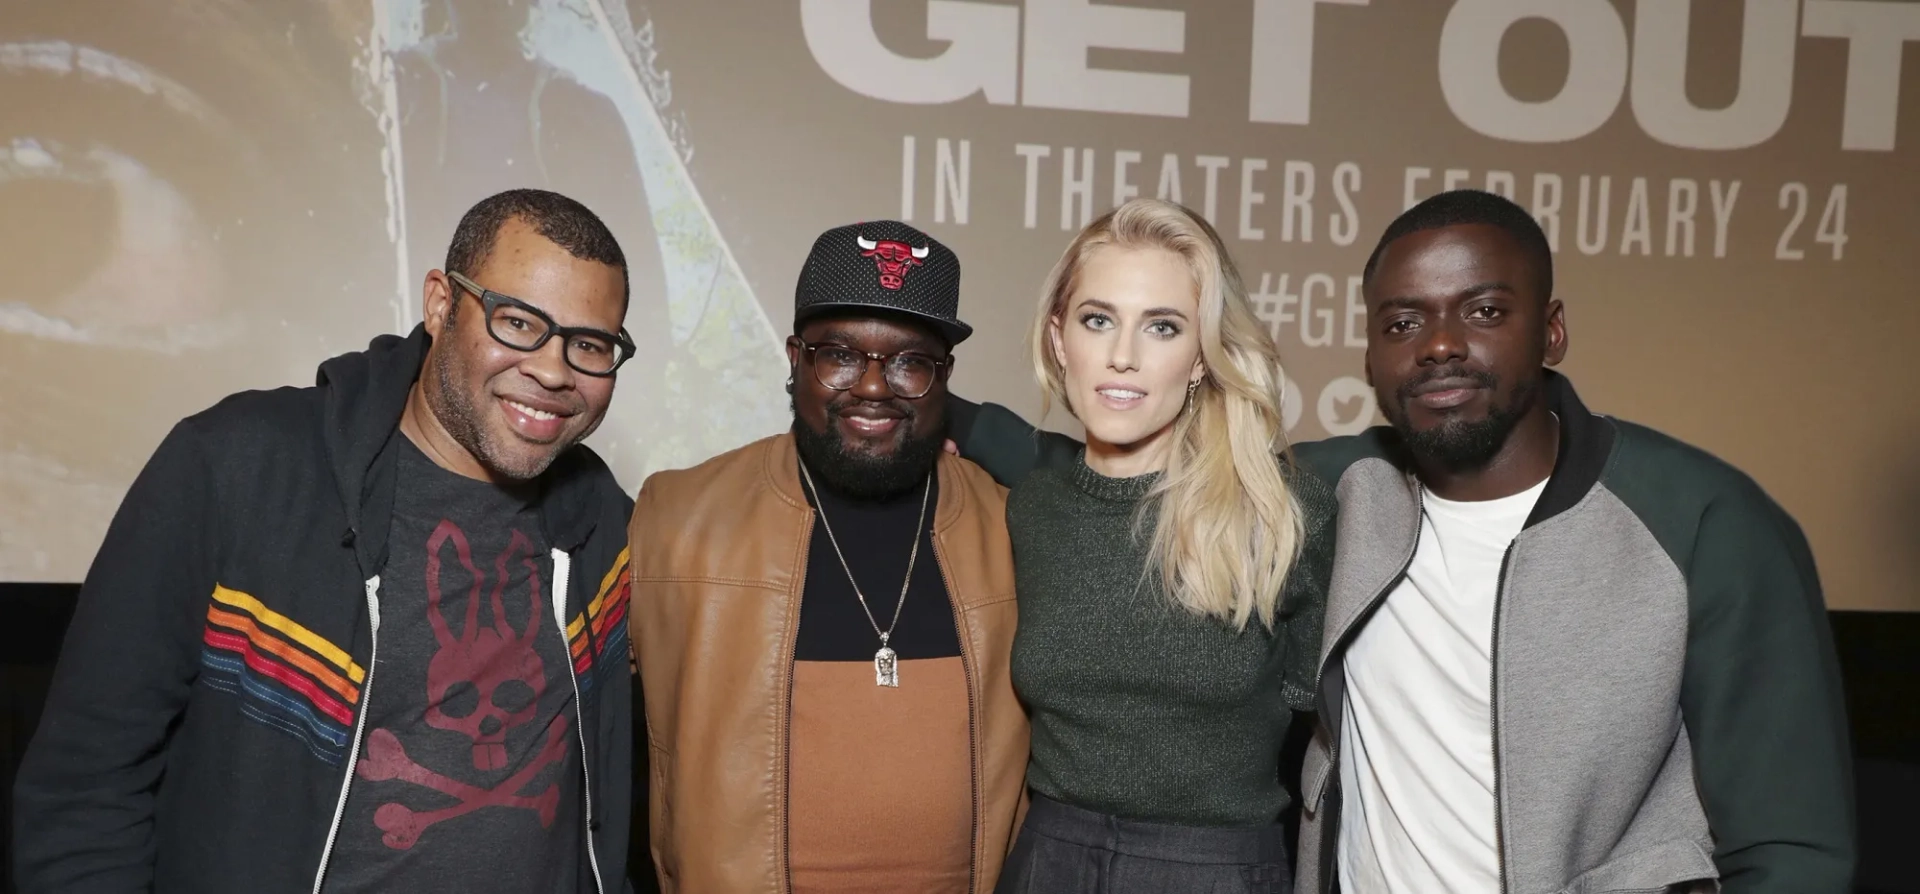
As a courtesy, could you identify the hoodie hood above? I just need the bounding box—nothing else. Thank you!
[313,323,608,577]
[315,325,428,576]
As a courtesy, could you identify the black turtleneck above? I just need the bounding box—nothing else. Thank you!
[794,461,960,662]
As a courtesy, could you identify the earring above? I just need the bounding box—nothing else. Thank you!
[785,373,795,395]
[1185,379,1200,412]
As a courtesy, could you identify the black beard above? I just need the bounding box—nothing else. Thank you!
[792,408,945,501]
[1388,366,1537,473]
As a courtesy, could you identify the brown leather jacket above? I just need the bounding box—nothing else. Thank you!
[628,433,1027,893]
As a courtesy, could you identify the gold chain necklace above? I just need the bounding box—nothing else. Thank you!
[797,460,931,688]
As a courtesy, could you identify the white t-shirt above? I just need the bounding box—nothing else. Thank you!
[1336,478,1548,894]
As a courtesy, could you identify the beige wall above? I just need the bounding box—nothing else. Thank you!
[3,0,1916,611]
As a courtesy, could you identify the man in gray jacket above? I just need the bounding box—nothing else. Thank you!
[1291,189,1853,894]
[946,190,1854,894]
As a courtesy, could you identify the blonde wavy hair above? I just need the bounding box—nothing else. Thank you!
[1032,198,1303,631]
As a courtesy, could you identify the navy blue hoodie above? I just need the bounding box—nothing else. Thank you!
[13,326,637,893]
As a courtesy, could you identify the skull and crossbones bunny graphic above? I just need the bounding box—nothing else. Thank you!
[355,524,570,850]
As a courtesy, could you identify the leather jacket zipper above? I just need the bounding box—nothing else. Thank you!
[781,513,811,894]
[931,537,981,894]
[782,657,797,894]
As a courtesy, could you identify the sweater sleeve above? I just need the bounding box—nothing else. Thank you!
[947,395,1082,489]
[1679,488,1855,894]
[13,421,221,892]
[1278,462,1336,712]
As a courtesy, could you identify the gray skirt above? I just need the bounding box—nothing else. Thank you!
[993,792,1293,894]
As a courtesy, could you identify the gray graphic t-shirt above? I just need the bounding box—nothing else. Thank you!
[322,438,583,892]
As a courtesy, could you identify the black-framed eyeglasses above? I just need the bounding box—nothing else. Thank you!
[447,271,636,377]
[790,337,952,399]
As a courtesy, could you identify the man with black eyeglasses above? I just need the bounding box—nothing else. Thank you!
[15,188,641,894]
[625,220,1027,894]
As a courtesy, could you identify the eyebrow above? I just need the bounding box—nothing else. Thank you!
[460,275,623,335]
[1375,281,1515,313]
[1076,297,1191,321]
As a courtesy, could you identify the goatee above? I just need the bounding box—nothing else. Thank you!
[426,343,570,481]
[1388,366,1537,473]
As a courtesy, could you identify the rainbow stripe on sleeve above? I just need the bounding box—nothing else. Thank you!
[566,547,632,695]
[199,585,365,766]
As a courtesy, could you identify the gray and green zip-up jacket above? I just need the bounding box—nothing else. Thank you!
[1295,371,1854,894]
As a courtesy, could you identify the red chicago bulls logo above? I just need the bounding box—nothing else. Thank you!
[856,234,930,290]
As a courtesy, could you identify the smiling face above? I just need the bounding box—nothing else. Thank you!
[1365,223,1566,471]
[786,311,951,500]
[1049,245,1204,475]
[414,216,626,483]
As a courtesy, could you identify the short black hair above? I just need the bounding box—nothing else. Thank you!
[1362,189,1553,301]
[444,188,628,304]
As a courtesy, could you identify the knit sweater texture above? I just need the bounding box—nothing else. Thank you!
[1005,452,1336,826]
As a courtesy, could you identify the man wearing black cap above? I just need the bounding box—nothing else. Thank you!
[625,221,1027,894]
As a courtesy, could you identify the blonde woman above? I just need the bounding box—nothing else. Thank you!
[948,198,1335,893]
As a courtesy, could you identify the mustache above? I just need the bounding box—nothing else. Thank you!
[827,395,915,419]
[1397,364,1498,401]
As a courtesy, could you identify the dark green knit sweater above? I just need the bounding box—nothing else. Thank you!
[1004,451,1336,826]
